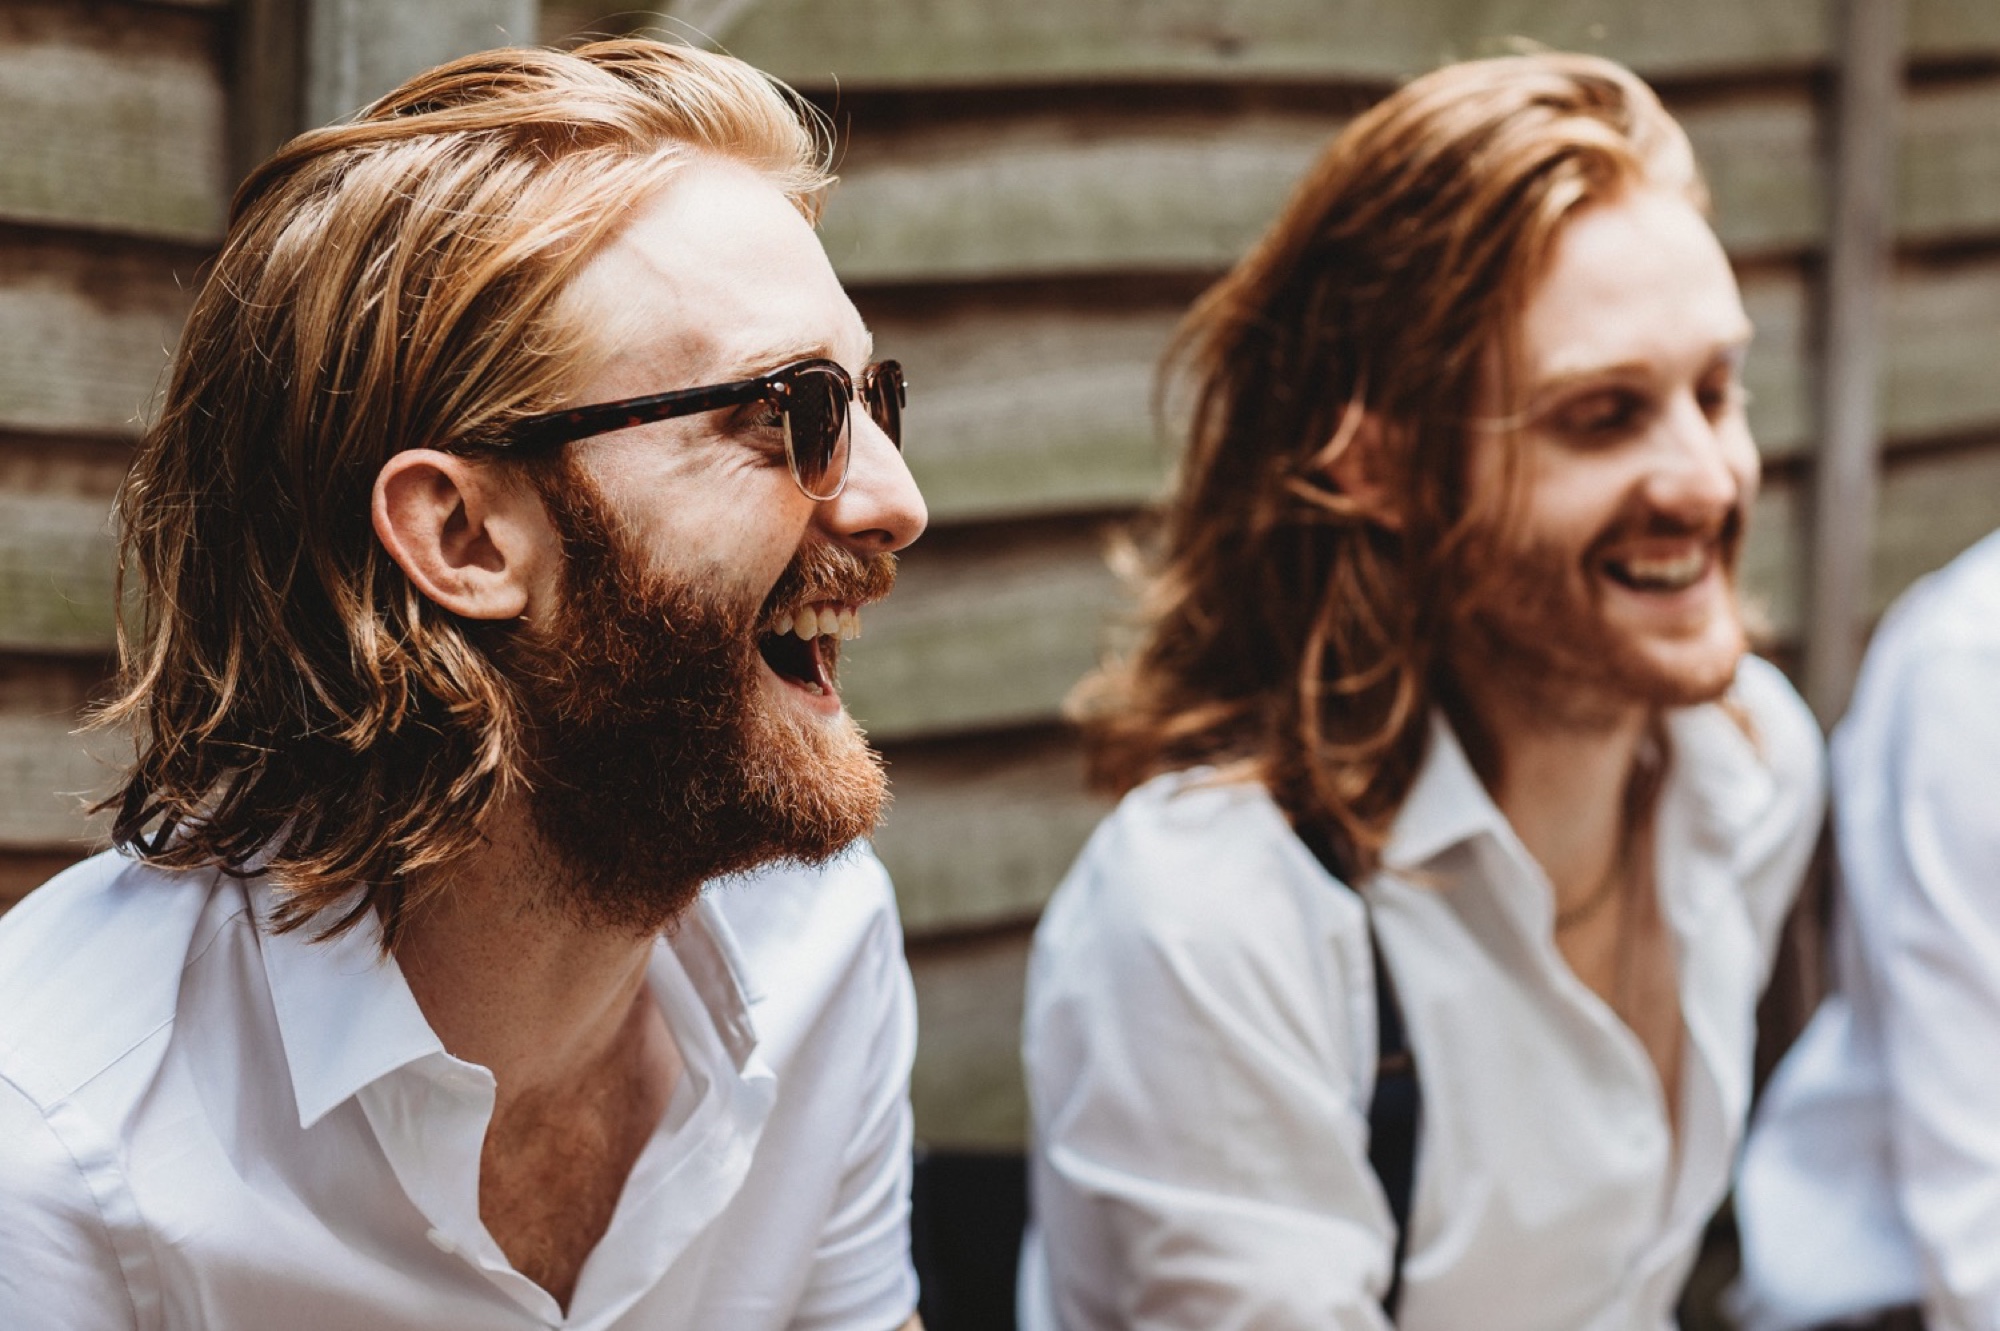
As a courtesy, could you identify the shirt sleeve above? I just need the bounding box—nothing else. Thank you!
[1854,638,2000,1329]
[0,1074,139,1330]
[1023,806,1397,1331]
[788,866,921,1331]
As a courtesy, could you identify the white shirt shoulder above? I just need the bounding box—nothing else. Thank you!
[1024,771,1391,1331]
[1738,532,2000,1331]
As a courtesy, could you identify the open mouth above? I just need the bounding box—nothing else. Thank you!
[1602,546,1714,593]
[756,600,861,696]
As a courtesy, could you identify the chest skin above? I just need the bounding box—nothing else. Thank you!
[478,996,680,1310]
[1553,837,1686,1132]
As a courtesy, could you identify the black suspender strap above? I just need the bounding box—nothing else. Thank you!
[1298,818,1423,1323]
[1365,928,1421,1322]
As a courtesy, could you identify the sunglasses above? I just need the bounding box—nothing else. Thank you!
[488,357,905,501]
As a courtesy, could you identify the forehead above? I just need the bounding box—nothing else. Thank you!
[560,156,868,394]
[1514,188,1749,380]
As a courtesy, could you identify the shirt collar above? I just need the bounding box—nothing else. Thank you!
[255,889,442,1131]
[1377,687,1779,877]
[257,886,767,1131]
[1380,712,1510,873]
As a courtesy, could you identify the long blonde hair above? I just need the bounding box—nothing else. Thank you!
[1076,53,1703,877]
[99,40,834,942]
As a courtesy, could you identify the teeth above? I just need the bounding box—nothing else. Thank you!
[1613,549,1708,591]
[773,602,863,641]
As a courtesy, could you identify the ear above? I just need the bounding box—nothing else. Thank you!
[1316,407,1405,532]
[371,450,551,620]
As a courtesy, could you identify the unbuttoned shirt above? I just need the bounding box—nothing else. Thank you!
[0,848,919,1330]
[1736,530,2000,1331]
[1021,655,1823,1331]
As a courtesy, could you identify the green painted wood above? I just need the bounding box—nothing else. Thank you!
[609,0,1831,88]
[303,0,538,127]
[908,926,1033,1150]
[874,731,1108,935]
[0,660,117,848]
[821,94,1820,285]
[840,520,1126,740]
[0,239,194,439]
[0,491,119,653]
[1908,0,2000,55]
[1901,82,2000,243]
[1883,259,2000,444]
[873,299,1181,522]
[551,0,2000,87]
[0,0,227,243]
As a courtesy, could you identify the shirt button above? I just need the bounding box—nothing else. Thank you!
[426,1228,457,1255]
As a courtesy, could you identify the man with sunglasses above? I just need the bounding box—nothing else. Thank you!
[0,40,927,1331]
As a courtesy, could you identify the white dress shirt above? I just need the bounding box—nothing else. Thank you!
[1736,530,2000,1331]
[1021,655,1823,1331]
[0,846,919,1331]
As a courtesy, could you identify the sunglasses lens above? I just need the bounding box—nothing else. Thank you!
[784,366,850,500]
[864,361,905,451]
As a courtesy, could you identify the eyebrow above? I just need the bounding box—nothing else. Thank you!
[723,329,878,381]
[1525,330,1755,405]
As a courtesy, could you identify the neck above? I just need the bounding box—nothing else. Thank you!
[390,800,666,1099]
[1457,672,1655,914]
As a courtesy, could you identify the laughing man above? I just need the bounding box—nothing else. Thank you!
[1022,54,1824,1330]
[0,41,928,1330]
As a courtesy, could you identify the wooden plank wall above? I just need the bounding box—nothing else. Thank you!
[0,0,226,902]
[4,1,1999,1161]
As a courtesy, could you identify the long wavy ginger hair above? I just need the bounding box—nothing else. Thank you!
[96,40,835,942]
[1075,53,1705,879]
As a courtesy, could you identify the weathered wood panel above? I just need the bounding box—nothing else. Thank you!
[0,490,119,653]
[303,0,538,126]
[842,518,1126,741]
[556,0,1832,87]
[0,234,195,439]
[0,0,227,243]
[1900,80,2000,244]
[874,729,1109,936]
[821,78,2000,282]
[820,96,1822,284]
[0,658,117,849]
[909,925,1033,1150]
[548,0,2000,89]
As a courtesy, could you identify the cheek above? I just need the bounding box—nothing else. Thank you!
[1515,449,1635,549]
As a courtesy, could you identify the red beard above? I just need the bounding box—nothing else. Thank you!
[1447,504,1749,728]
[497,472,896,935]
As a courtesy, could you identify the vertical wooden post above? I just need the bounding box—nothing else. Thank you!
[303,0,540,127]
[1805,0,1906,723]
[232,0,540,170]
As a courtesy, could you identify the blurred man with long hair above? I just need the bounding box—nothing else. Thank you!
[1022,53,1822,1329]
[0,40,927,1329]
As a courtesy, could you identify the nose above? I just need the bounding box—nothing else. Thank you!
[1646,392,1751,522]
[816,411,928,553]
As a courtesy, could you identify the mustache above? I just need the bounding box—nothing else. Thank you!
[757,545,898,624]
[1588,497,1748,558]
